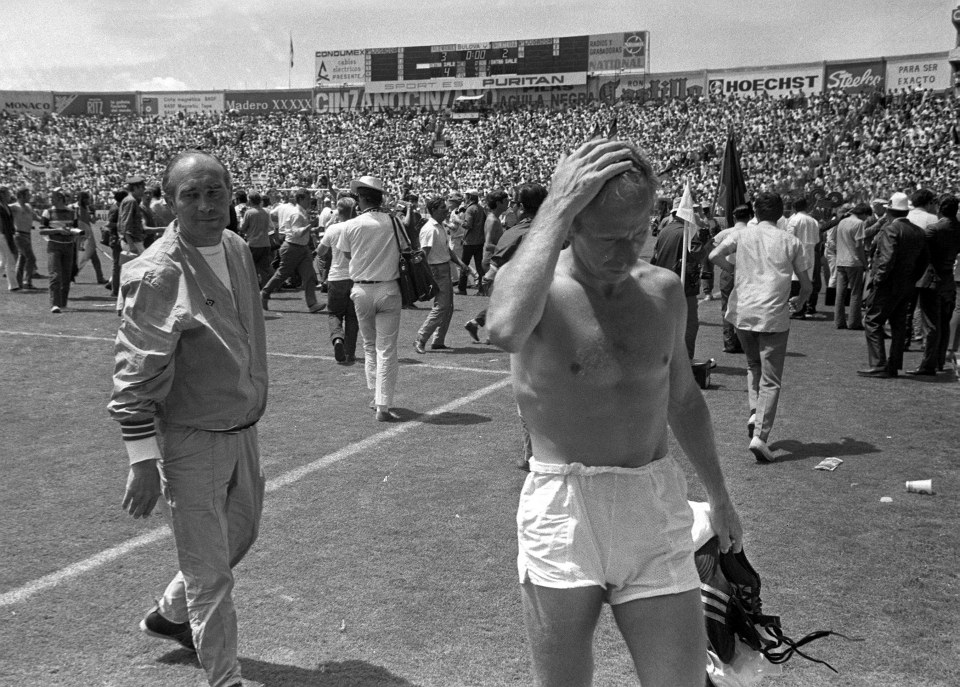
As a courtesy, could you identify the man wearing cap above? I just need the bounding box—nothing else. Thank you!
[119,176,147,255]
[457,189,486,295]
[39,188,79,313]
[260,187,323,313]
[858,192,929,378]
[336,175,404,422]
[109,150,266,687]
[826,203,871,330]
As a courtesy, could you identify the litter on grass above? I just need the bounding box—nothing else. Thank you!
[905,479,934,495]
[814,457,843,471]
[880,496,893,503]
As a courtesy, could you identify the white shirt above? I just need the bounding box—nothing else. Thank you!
[785,211,819,276]
[318,206,335,229]
[419,218,451,265]
[336,210,400,283]
[320,221,351,282]
[907,207,938,229]
[274,202,312,245]
[196,242,233,295]
[720,221,806,333]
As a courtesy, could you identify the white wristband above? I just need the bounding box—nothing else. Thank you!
[125,436,162,464]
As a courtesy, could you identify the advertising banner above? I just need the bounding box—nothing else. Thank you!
[707,64,822,98]
[592,71,707,102]
[492,84,591,109]
[315,49,367,85]
[365,72,587,94]
[54,92,137,116]
[587,31,649,73]
[140,92,224,115]
[0,91,54,115]
[824,59,885,93]
[884,53,951,92]
[224,90,314,114]
[314,89,489,113]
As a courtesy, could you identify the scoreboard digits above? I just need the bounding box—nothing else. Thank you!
[371,36,589,82]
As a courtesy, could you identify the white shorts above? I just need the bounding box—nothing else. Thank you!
[517,456,700,605]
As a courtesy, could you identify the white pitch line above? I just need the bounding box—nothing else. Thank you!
[0,376,513,607]
[270,350,508,375]
[0,331,509,376]
[0,528,172,607]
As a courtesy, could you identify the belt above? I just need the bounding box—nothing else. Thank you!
[210,419,259,435]
[16,231,31,236]
[354,279,388,284]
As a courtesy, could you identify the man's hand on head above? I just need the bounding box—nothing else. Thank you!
[548,139,640,220]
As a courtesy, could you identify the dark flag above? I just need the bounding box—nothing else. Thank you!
[714,125,747,228]
[951,122,960,146]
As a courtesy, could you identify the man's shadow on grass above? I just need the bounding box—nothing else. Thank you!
[242,657,418,686]
[159,652,417,686]
[768,437,880,462]
[389,407,491,426]
[709,365,746,377]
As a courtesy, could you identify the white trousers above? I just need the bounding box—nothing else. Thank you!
[351,281,402,408]
[0,238,17,289]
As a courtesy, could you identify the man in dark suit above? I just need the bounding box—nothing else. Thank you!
[908,194,960,375]
[858,192,929,378]
[651,197,711,359]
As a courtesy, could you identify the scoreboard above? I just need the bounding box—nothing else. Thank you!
[368,36,590,82]
[315,32,648,93]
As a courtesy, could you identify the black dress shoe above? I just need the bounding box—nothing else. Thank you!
[905,368,937,376]
[857,367,897,378]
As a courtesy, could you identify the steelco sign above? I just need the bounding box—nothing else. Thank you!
[707,66,822,97]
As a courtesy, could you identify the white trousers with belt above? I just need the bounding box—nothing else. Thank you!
[351,280,402,408]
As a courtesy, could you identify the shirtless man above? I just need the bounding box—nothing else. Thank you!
[486,138,743,687]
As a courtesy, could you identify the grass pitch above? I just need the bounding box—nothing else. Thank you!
[1,255,958,687]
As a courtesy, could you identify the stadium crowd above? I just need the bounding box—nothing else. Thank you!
[1,88,959,209]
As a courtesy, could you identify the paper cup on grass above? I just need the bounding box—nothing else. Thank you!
[905,479,934,495]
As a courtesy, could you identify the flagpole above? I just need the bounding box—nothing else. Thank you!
[288,31,293,89]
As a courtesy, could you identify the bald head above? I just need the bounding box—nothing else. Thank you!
[162,150,232,246]
[162,150,231,200]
